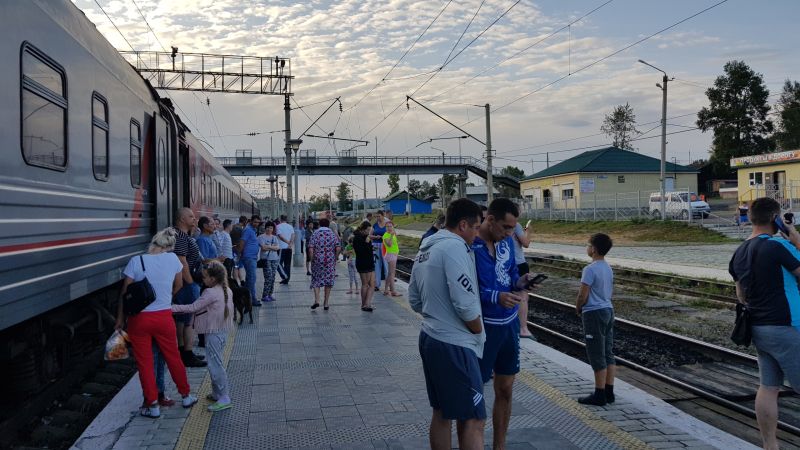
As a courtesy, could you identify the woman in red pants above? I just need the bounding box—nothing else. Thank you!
[115,228,198,418]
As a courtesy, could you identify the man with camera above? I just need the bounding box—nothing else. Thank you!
[472,198,534,450]
[729,197,800,450]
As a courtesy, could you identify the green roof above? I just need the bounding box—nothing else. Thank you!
[383,190,428,203]
[522,146,698,180]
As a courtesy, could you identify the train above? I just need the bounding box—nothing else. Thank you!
[0,0,257,398]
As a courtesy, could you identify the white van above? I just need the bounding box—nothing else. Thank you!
[649,192,711,220]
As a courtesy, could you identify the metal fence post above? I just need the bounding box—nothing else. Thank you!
[574,197,578,221]
[614,193,618,221]
[593,191,597,221]
[637,190,641,218]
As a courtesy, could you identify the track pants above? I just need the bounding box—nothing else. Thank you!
[127,310,190,404]
[242,257,258,304]
[205,331,230,402]
[279,249,292,281]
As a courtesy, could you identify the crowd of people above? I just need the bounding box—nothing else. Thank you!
[112,195,800,450]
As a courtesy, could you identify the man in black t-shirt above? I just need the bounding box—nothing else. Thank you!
[172,208,207,368]
[728,197,800,449]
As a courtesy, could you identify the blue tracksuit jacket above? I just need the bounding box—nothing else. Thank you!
[472,235,520,326]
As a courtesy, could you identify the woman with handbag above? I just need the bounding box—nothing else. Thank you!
[115,228,198,418]
[258,222,281,303]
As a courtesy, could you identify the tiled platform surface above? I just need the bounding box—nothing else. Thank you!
[74,262,754,449]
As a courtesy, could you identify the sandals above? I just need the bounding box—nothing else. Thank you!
[361,307,374,312]
[310,303,319,310]
[207,401,233,412]
[323,306,329,311]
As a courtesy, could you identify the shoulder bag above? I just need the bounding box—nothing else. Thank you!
[123,255,156,316]
[730,238,762,346]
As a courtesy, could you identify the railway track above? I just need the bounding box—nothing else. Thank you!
[394,254,800,448]
[527,255,738,303]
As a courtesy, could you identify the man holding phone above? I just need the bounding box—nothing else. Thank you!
[472,198,534,450]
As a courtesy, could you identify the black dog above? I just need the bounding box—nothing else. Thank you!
[228,278,253,325]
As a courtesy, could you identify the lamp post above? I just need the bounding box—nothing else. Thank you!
[638,59,672,221]
[287,138,303,267]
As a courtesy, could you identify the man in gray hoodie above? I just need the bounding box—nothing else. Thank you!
[409,198,486,450]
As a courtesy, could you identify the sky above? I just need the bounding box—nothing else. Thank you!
[72,0,800,201]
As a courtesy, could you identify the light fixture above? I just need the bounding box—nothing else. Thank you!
[288,138,303,152]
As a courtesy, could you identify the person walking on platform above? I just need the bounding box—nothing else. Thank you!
[370,210,388,291]
[575,233,616,406]
[382,221,401,297]
[309,218,341,311]
[276,215,295,284]
[353,221,376,311]
[472,198,534,450]
[230,216,247,284]
[304,221,315,276]
[172,261,234,412]
[344,236,359,294]
[237,215,262,306]
[172,208,207,368]
[408,198,486,450]
[115,227,198,418]
[512,217,535,339]
[196,216,221,263]
[220,219,235,278]
[258,222,281,302]
[729,197,800,450]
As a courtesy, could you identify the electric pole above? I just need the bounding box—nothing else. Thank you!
[485,104,493,203]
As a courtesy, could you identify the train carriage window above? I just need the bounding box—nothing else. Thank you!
[130,119,142,187]
[20,43,67,170]
[91,93,109,180]
[157,138,167,193]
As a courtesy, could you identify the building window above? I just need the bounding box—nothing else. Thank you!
[130,119,142,187]
[562,188,574,200]
[617,175,625,183]
[21,43,67,169]
[749,172,763,186]
[92,93,109,180]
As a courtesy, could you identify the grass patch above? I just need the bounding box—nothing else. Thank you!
[525,219,737,245]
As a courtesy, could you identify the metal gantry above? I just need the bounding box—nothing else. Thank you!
[120,51,293,95]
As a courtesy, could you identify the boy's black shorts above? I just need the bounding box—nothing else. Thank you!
[582,308,615,371]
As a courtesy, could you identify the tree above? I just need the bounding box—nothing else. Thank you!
[600,103,641,150]
[336,182,352,211]
[420,180,437,198]
[387,174,400,194]
[308,194,330,212]
[775,80,800,150]
[407,179,422,197]
[697,60,774,176]
[498,166,525,198]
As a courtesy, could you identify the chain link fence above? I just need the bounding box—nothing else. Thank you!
[514,188,705,222]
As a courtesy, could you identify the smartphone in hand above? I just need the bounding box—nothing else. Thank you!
[775,215,791,235]
[526,273,547,289]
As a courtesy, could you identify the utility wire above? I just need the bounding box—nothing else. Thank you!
[428,0,614,101]
[348,0,453,111]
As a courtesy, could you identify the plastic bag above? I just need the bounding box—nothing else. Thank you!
[104,330,130,361]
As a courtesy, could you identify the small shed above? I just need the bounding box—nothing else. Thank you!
[382,191,433,215]
[465,185,499,204]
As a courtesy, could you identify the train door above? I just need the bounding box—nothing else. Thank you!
[153,113,172,229]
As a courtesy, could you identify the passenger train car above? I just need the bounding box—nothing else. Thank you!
[0,0,257,395]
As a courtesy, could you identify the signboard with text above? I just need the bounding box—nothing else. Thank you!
[579,178,595,193]
[730,150,800,168]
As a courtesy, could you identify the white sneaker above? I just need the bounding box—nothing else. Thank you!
[140,403,161,418]
[182,394,198,408]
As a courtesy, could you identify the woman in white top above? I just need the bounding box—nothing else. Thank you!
[115,228,198,418]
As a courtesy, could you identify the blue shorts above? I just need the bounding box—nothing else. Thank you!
[418,331,486,421]
[752,325,800,390]
[479,321,520,383]
[173,283,200,325]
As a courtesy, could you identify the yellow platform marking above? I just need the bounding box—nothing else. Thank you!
[389,287,651,449]
[516,371,652,449]
[175,323,238,450]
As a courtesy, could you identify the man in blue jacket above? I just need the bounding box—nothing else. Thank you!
[472,198,533,450]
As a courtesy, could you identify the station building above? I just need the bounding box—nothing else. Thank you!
[382,190,433,215]
[519,146,698,209]
[730,149,800,203]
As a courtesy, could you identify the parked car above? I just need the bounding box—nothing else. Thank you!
[649,192,711,219]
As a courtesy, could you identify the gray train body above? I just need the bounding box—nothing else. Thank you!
[0,0,256,388]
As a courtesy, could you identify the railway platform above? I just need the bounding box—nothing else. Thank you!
[73,263,752,450]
